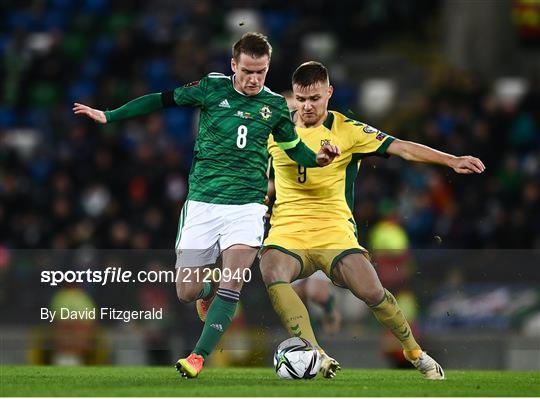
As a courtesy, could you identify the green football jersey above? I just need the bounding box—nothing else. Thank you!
[172,73,299,205]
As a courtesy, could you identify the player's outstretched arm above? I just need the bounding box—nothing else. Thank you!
[387,139,485,174]
[73,93,165,123]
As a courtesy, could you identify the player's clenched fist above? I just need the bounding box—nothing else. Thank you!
[73,103,107,124]
[316,144,341,166]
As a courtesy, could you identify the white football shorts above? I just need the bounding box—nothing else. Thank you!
[175,200,267,268]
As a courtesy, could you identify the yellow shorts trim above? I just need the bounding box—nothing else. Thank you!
[262,244,305,281]
[261,245,368,282]
[329,248,369,287]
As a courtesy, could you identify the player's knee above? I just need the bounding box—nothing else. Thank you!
[259,250,299,285]
[175,281,200,304]
[363,285,385,306]
[260,262,292,285]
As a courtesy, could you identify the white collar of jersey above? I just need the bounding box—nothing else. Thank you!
[231,74,264,96]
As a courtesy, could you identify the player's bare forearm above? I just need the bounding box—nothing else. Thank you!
[388,139,453,164]
[387,139,485,174]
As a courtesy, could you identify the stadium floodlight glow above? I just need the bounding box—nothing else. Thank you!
[27,33,53,53]
[359,78,396,117]
[226,9,262,33]
[2,129,40,159]
[493,77,529,107]
[301,33,337,60]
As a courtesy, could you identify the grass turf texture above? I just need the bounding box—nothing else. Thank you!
[1,366,539,397]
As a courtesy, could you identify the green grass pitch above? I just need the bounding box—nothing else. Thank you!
[1,366,539,396]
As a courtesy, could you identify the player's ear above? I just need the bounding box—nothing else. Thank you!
[231,58,237,73]
[327,85,334,99]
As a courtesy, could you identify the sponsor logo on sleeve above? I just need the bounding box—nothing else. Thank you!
[363,125,378,134]
[183,80,200,88]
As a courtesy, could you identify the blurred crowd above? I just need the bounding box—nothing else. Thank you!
[1,0,539,251]
[356,74,540,249]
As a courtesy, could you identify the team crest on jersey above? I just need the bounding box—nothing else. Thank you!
[363,125,378,134]
[320,139,331,146]
[259,105,272,120]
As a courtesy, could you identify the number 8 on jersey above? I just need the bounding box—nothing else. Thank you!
[237,125,248,149]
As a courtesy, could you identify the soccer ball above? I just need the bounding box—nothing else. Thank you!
[273,337,321,379]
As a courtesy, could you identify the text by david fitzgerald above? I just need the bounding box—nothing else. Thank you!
[41,307,162,323]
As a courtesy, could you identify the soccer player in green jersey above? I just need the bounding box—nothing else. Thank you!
[74,33,340,378]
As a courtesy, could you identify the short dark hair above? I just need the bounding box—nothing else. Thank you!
[232,32,272,61]
[292,61,329,87]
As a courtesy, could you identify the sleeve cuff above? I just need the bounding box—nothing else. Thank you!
[376,136,395,156]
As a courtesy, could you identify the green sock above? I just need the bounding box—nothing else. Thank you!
[196,282,212,300]
[193,294,238,359]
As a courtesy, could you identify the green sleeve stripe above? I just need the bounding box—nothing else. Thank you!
[376,136,395,155]
[276,137,300,150]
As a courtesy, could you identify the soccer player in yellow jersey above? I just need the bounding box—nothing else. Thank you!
[260,61,485,380]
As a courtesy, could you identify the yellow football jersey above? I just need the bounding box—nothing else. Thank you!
[268,110,394,234]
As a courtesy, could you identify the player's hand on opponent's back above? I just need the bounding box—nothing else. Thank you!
[450,155,485,174]
[316,144,341,167]
[73,103,107,124]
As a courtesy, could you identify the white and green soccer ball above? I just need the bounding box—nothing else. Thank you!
[273,337,321,379]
